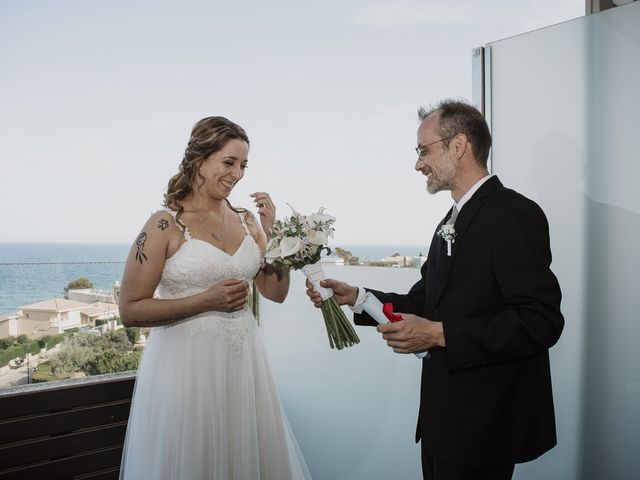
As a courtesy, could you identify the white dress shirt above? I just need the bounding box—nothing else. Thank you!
[350,174,494,313]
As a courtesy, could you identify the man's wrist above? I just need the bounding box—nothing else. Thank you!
[435,322,446,347]
[349,287,367,313]
[350,287,358,306]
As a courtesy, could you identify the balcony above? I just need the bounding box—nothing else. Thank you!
[0,266,425,480]
[0,372,135,480]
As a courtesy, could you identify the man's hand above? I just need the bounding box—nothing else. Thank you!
[305,279,358,308]
[377,313,445,353]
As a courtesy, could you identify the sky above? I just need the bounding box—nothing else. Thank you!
[0,0,584,246]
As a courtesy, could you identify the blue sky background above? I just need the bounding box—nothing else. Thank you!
[0,0,583,245]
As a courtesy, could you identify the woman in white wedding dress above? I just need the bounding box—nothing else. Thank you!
[118,116,312,480]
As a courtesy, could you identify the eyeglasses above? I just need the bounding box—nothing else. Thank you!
[415,136,456,158]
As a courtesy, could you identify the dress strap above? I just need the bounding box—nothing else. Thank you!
[164,209,192,241]
[238,211,251,236]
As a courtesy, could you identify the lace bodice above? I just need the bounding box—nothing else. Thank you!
[158,235,262,300]
[154,210,263,348]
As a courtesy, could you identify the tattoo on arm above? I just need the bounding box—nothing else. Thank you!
[135,232,148,264]
[157,218,169,231]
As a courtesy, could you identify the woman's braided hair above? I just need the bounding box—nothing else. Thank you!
[164,116,249,227]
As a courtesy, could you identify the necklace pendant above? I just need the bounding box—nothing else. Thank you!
[211,233,222,241]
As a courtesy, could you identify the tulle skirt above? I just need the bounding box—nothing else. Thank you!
[119,311,312,480]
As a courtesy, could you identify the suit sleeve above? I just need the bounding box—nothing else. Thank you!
[443,200,564,370]
[354,260,427,326]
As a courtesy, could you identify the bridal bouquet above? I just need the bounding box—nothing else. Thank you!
[265,206,360,350]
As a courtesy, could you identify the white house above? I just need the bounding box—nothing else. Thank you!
[320,255,345,266]
[0,295,122,341]
[67,282,120,304]
[17,298,90,338]
[0,314,20,339]
[382,255,415,267]
[79,302,120,326]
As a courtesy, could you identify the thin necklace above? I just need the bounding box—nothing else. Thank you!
[200,206,226,241]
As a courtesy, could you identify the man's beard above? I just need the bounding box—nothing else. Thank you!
[426,161,456,194]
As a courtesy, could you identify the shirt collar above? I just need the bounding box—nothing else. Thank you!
[454,174,494,213]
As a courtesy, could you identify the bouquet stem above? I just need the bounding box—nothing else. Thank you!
[320,296,360,350]
[303,263,360,350]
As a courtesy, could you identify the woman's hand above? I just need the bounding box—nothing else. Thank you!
[202,278,250,312]
[250,192,276,237]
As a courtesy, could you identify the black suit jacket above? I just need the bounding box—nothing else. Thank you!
[355,176,564,467]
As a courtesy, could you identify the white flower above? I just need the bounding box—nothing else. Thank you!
[265,248,281,264]
[307,212,335,226]
[306,229,328,246]
[266,237,280,249]
[263,206,336,268]
[436,224,457,257]
[437,224,456,242]
[264,238,282,264]
[279,236,303,257]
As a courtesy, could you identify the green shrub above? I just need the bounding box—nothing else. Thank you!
[45,330,140,377]
[125,327,140,345]
[104,329,131,351]
[31,361,60,383]
[37,333,67,350]
[16,334,29,344]
[65,277,94,292]
[0,344,26,367]
[25,339,40,353]
[0,339,40,365]
[48,335,98,378]
[95,319,107,327]
[0,337,16,350]
[84,348,141,375]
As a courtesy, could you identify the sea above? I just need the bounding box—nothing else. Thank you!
[0,243,425,316]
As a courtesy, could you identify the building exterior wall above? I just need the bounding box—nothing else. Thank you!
[59,311,82,330]
[20,310,82,337]
[17,315,58,338]
[67,289,116,304]
[0,317,18,338]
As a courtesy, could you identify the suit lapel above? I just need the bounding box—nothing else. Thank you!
[432,176,503,305]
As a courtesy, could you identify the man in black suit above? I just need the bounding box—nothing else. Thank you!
[306,100,564,480]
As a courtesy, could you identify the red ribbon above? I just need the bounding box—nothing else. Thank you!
[383,303,402,322]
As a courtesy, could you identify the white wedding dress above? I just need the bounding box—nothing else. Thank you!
[119,211,312,480]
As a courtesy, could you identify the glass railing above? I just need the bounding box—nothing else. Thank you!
[2,248,424,478]
[260,265,423,479]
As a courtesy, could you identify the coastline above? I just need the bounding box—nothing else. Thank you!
[0,243,426,316]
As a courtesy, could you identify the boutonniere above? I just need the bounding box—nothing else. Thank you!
[437,224,457,256]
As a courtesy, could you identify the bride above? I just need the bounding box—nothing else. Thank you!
[118,116,312,479]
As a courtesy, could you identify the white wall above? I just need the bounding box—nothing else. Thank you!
[68,289,116,304]
[487,3,640,479]
[59,310,82,330]
[0,317,18,338]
